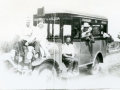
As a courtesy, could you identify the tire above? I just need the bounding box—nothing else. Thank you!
[32,63,57,81]
[87,56,100,75]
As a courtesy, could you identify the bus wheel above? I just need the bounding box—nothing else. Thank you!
[88,57,100,75]
[32,63,57,85]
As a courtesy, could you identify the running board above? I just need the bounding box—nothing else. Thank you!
[78,62,93,67]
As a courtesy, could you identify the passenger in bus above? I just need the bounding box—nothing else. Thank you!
[81,23,95,43]
[101,25,110,38]
[18,17,40,62]
[62,36,78,76]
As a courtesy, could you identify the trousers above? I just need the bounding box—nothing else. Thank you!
[18,40,40,57]
[62,57,78,71]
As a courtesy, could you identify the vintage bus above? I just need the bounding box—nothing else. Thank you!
[31,7,108,77]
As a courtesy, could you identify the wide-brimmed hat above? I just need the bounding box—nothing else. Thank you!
[83,23,90,27]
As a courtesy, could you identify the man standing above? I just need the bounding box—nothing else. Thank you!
[62,36,78,76]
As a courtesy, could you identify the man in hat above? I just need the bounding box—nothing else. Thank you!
[81,22,94,43]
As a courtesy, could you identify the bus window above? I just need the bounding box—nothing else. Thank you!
[47,18,60,38]
[63,25,71,36]
[49,24,60,37]
[92,25,101,36]
[81,22,92,38]
[101,25,107,33]
[72,19,80,39]
[62,18,72,43]
[62,19,72,36]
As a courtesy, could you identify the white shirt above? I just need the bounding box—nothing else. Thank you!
[81,27,92,38]
[20,26,34,42]
[103,33,110,38]
[62,43,75,55]
[33,26,47,42]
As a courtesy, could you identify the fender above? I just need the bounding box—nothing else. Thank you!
[32,58,59,69]
[32,58,60,74]
[92,51,103,66]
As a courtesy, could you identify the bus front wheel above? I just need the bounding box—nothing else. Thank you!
[32,63,57,81]
[87,56,100,75]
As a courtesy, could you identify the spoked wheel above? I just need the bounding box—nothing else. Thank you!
[87,56,100,75]
[32,63,57,89]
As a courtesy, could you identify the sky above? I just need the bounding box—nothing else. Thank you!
[0,0,120,41]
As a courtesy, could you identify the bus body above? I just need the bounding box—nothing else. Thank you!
[33,7,108,74]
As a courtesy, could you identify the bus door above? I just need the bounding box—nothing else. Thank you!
[61,18,72,43]
[91,20,101,60]
[61,17,81,67]
[80,18,93,65]
[46,16,62,65]
[100,21,108,57]
[92,20,107,60]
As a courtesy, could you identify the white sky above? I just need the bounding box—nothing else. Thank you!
[0,0,120,41]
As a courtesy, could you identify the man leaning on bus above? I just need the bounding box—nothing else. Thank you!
[62,36,78,76]
[81,22,95,43]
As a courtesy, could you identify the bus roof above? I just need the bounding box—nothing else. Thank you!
[37,7,108,20]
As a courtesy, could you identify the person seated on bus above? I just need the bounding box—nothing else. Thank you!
[18,17,41,62]
[33,18,50,58]
[81,23,94,43]
[62,36,78,76]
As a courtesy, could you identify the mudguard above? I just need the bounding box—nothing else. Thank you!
[32,58,58,67]
[92,51,103,66]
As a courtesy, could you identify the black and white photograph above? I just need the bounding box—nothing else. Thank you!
[0,0,120,89]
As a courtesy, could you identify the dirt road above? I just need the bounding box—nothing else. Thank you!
[0,52,120,89]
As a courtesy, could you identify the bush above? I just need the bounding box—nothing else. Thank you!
[0,35,19,53]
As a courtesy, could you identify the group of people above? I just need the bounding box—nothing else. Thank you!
[62,22,111,76]
[18,17,49,65]
[16,17,111,76]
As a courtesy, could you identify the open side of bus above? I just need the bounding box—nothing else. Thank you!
[33,12,108,75]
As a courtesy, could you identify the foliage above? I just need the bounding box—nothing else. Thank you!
[0,35,19,53]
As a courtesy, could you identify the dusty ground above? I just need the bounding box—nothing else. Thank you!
[0,52,120,89]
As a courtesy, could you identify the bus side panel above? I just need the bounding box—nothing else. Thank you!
[92,40,101,61]
[55,43,62,65]
[73,42,80,64]
[92,39,106,62]
[100,39,107,58]
[80,41,93,65]
[47,41,62,65]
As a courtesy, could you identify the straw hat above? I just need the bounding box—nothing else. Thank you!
[83,23,90,27]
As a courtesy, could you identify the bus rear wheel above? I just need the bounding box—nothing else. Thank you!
[87,56,100,75]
